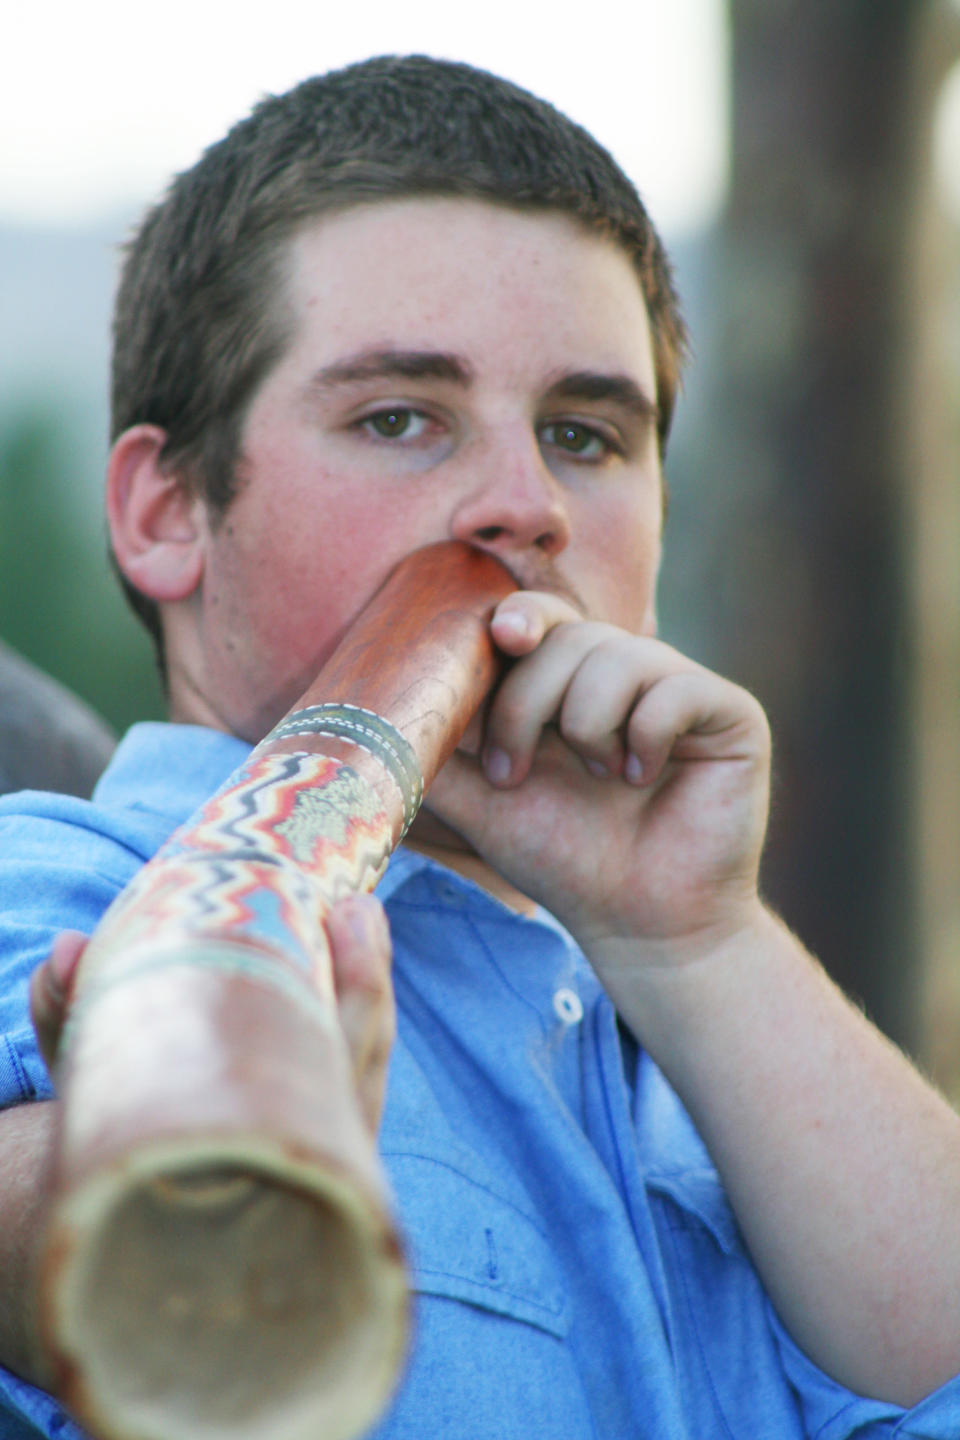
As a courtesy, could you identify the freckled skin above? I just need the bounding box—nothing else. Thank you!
[169,199,663,745]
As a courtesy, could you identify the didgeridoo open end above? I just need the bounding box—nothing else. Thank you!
[38,542,518,1440]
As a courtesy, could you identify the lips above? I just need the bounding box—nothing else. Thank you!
[478,552,588,617]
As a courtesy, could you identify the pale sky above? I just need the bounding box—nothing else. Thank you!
[1,0,729,237]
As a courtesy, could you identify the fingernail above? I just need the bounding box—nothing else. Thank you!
[484,746,512,784]
[625,753,645,785]
[495,610,531,641]
[585,759,610,780]
[344,896,389,948]
[49,940,77,991]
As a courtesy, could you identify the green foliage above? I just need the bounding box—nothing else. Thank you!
[0,396,164,733]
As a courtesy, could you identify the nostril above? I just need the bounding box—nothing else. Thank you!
[474,526,505,541]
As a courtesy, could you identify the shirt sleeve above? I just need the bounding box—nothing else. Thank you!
[0,1374,91,1440]
[637,1052,960,1440]
[768,1302,960,1439]
[0,804,139,1107]
[0,801,146,1436]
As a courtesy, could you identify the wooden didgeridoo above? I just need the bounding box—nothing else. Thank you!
[38,541,517,1440]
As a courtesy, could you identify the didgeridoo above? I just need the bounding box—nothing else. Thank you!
[39,541,517,1440]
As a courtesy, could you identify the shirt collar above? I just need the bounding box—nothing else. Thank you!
[93,722,251,822]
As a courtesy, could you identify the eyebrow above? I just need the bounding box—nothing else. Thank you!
[305,350,659,426]
[543,371,660,426]
[307,349,473,392]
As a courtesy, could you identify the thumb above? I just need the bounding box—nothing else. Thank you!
[326,895,395,1135]
[30,930,87,1074]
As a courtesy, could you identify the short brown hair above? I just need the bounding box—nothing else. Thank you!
[111,54,688,655]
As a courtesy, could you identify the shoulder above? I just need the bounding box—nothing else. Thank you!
[0,722,250,1105]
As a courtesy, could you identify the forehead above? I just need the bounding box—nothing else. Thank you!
[277,198,656,388]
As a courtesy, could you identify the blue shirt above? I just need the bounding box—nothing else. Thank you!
[1,723,958,1439]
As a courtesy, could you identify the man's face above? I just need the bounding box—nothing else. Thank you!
[181,198,665,740]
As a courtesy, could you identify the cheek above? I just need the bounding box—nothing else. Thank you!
[233,491,425,679]
[574,503,661,632]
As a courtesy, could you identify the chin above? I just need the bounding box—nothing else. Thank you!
[406,809,473,854]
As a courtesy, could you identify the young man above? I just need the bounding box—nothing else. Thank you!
[2,54,960,1439]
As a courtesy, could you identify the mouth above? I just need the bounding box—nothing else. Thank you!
[487,555,588,617]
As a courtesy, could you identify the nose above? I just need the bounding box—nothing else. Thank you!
[449,435,572,561]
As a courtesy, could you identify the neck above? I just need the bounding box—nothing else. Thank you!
[404,815,537,917]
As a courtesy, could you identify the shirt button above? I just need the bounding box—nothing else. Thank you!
[553,987,584,1025]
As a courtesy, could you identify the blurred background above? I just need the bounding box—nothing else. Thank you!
[2,0,959,1092]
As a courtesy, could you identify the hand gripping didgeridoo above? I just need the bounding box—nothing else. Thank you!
[39,541,517,1440]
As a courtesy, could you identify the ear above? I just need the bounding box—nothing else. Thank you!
[106,425,205,602]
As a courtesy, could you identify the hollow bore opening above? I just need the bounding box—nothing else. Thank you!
[63,1159,400,1440]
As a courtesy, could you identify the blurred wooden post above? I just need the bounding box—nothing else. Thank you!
[693,0,960,1067]
[902,7,960,1097]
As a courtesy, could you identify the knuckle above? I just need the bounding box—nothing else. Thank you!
[558,707,610,753]
[487,686,534,737]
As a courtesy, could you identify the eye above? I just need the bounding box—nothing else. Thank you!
[540,420,615,461]
[361,407,431,440]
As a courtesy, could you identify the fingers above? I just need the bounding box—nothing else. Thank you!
[623,670,770,786]
[30,930,87,1073]
[481,617,767,790]
[325,894,396,1136]
[489,590,583,657]
[483,622,631,784]
[30,905,396,1135]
